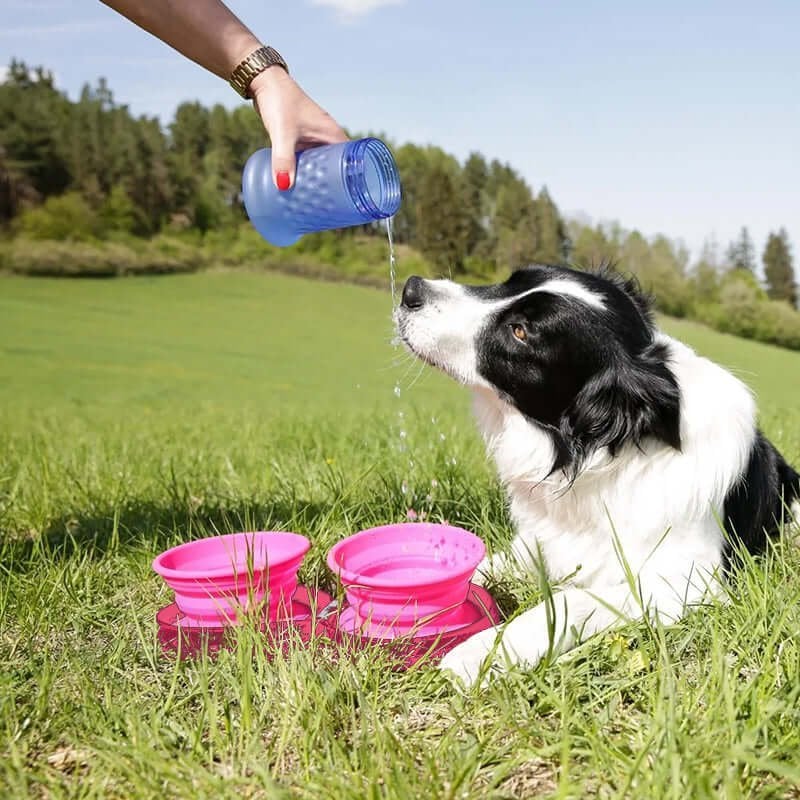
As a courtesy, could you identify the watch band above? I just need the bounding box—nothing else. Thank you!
[229,46,289,99]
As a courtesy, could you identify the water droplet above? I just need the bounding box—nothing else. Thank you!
[399,430,407,439]
[401,480,409,495]
[430,479,438,488]
[439,433,446,441]
[393,384,401,398]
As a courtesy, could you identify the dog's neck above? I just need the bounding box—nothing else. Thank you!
[471,386,615,487]
[472,386,563,489]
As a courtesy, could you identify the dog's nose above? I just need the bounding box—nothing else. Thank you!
[401,276,426,309]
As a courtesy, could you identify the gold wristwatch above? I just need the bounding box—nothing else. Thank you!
[229,46,289,99]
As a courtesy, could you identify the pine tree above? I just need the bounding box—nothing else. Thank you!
[763,229,797,308]
[391,143,433,245]
[415,164,469,273]
[726,226,756,272]
[533,187,566,263]
[461,152,488,256]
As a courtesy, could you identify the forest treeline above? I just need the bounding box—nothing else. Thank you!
[1,61,798,349]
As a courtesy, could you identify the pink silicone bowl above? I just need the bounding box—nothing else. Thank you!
[153,532,310,625]
[326,523,485,634]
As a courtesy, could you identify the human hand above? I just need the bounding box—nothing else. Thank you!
[250,67,348,191]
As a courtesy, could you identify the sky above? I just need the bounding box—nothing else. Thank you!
[1,0,798,269]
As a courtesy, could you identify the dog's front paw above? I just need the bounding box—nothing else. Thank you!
[438,628,499,689]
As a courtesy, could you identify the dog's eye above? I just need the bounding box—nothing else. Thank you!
[512,324,527,342]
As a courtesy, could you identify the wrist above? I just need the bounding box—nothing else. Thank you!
[229,45,289,99]
[248,64,291,99]
[228,36,263,75]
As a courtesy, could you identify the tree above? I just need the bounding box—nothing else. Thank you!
[726,226,756,272]
[0,60,72,205]
[763,229,797,308]
[567,219,621,268]
[415,164,469,273]
[533,187,566,263]
[391,143,436,245]
[0,143,38,222]
[168,101,211,217]
[461,152,488,256]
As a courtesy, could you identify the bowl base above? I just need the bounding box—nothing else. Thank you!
[325,584,501,669]
[155,584,502,671]
[337,595,483,640]
[156,586,330,658]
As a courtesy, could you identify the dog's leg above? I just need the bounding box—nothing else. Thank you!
[440,575,710,688]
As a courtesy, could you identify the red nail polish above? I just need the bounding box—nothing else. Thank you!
[277,171,290,191]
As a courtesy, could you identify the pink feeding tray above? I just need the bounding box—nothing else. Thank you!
[152,531,310,627]
[326,522,486,638]
[157,586,332,659]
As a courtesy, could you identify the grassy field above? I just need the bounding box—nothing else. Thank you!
[1,271,799,799]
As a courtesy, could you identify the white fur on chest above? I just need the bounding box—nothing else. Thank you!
[471,334,757,590]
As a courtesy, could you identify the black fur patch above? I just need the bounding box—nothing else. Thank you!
[473,265,682,477]
[723,431,800,568]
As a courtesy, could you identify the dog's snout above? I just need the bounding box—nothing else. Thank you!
[401,276,427,310]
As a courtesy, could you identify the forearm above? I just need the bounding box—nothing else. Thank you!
[100,0,261,80]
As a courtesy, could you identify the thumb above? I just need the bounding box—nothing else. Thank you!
[270,130,297,191]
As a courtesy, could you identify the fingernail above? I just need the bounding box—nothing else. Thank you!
[276,171,290,191]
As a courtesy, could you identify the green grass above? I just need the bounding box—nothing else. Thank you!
[1,272,799,799]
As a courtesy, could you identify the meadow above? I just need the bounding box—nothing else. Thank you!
[1,271,799,799]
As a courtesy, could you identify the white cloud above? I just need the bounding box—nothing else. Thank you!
[309,0,404,21]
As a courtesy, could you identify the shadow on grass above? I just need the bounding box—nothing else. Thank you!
[3,495,332,573]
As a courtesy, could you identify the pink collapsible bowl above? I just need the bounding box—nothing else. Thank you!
[153,532,310,626]
[326,523,485,637]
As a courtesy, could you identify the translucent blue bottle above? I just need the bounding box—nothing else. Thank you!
[242,137,402,247]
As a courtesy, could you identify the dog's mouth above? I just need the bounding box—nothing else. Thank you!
[395,317,435,369]
[396,325,474,390]
[394,311,449,376]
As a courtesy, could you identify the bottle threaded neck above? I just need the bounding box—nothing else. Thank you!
[343,138,402,220]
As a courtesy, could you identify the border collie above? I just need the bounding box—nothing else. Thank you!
[395,265,799,687]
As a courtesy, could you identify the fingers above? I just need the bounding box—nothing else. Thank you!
[250,69,349,189]
[324,117,349,144]
[295,116,349,152]
[269,128,297,191]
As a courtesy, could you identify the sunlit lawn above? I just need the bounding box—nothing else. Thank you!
[1,272,799,798]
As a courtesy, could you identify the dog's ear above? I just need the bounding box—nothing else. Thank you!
[562,344,681,466]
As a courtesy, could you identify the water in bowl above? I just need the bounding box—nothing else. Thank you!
[356,555,445,584]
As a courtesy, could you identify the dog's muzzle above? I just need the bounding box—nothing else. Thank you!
[401,275,428,310]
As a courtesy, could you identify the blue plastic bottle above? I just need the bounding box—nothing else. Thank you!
[242,137,401,247]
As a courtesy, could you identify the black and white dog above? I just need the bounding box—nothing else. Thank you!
[395,265,800,687]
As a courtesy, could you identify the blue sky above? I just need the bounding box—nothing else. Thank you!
[2,0,798,270]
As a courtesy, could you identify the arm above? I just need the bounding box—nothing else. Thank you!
[101,0,347,188]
